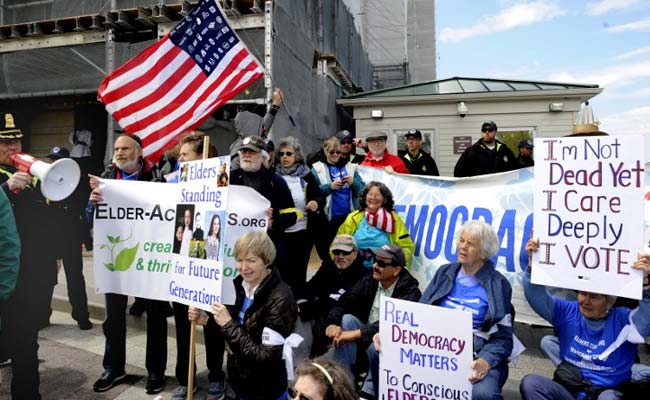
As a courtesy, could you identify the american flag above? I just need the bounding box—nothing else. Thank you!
[98,0,264,164]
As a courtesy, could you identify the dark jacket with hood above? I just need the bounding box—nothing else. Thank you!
[222,267,298,399]
[326,267,421,346]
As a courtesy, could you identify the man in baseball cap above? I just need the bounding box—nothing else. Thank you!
[516,139,534,168]
[399,129,439,176]
[325,242,421,381]
[454,120,517,177]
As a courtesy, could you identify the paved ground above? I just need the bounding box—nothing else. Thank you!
[1,252,648,399]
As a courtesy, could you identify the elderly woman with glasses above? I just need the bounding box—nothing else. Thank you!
[311,136,365,263]
[189,231,298,400]
[274,136,324,293]
[368,219,512,399]
[336,181,414,269]
[520,239,650,400]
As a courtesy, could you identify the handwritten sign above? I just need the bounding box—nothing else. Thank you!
[378,297,473,400]
[532,135,645,299]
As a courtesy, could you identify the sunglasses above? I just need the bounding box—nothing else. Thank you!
[333,249,353,256]
[340,139,352,145]
[375,259,393,268]
[278,151,294,157]
[328,150,342,155]
[288,387,312,400]
[481,128,495,133]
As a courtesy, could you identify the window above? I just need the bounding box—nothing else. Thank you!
[391,128,436,157]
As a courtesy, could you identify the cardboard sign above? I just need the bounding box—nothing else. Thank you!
[378,297,473,400]
[532,135,645,299]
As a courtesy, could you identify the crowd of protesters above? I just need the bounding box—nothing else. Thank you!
[1,101,650,400]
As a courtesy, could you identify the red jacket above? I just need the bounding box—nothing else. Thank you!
[360,150,409,174]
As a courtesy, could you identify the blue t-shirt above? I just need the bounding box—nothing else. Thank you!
[553,299,637,388]
[353,217,389,268]
[439,269,488,329]
[328,164,351,218]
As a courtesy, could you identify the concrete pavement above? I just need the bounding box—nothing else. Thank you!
[1,252,647,399]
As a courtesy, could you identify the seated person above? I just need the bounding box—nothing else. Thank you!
[370,219,513,399]
[520,240,650,400]
[296,234,367,357]
[325,244,421,381]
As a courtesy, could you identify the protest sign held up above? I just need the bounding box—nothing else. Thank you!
[379,297,473,400]
[169,157,229,311]
[532,135,645,299]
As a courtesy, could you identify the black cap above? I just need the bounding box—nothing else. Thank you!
[48,146,70,160]
[405,129,422,139]
[336,130,352,142]
[238,135,267,152]
[370,244,406,267]
[0,112,23,141]
[518,139,533,148]
[481,121,497,132]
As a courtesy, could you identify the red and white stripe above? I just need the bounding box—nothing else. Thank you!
[98,34,264,164]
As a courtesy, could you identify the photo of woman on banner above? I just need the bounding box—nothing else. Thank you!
[174,205,194,256]
[205,212,223,261]
[173,224,184,254]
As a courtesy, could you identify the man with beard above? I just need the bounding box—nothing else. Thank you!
[360,131,409,174]
[88,133,170,395]
[454,121,517,177]
[230,135,298,267]
[0,112,58,399]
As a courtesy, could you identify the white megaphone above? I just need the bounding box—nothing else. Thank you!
[9,152,80,201]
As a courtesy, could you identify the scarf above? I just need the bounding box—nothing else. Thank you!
[276,163,310,177]
[365,207,395,233]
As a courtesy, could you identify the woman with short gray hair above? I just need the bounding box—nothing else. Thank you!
[274,136,324,294]
[417,219,512,399]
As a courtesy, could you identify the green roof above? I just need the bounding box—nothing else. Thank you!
[344,77,600,98]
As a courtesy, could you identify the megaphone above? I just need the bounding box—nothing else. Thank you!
[9,152,80,201]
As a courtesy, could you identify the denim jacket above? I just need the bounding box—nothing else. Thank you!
[419,260,513,368]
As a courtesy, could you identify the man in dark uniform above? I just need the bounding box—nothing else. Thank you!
[47,146,92,330]
[516,139,534,168]
[88,133,170,394]
[399,129,439,176]
[0,112,58,399]
[454,121,517,177]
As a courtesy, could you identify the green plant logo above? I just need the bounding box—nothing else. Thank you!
[99,231,139,272]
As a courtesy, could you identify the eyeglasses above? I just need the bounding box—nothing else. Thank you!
[481,128,495,133]
[375,259,393,268]
[288,387,312,400]
[328,150,342,155]
[340,139,352,145]
[333,249,353,256]
[278,151,294,157]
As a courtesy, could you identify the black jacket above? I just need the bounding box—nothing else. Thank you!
[222,268,298,399]
[296,256,367,320]
[326,268,422,345]
[454,139,517,177]
[399,149,440,176]
[230,167,297,234]
[0,164,59,286]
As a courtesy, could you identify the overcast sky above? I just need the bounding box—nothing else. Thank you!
[436,0,650,138]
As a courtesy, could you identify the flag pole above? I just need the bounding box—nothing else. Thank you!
[187,135,211,400]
